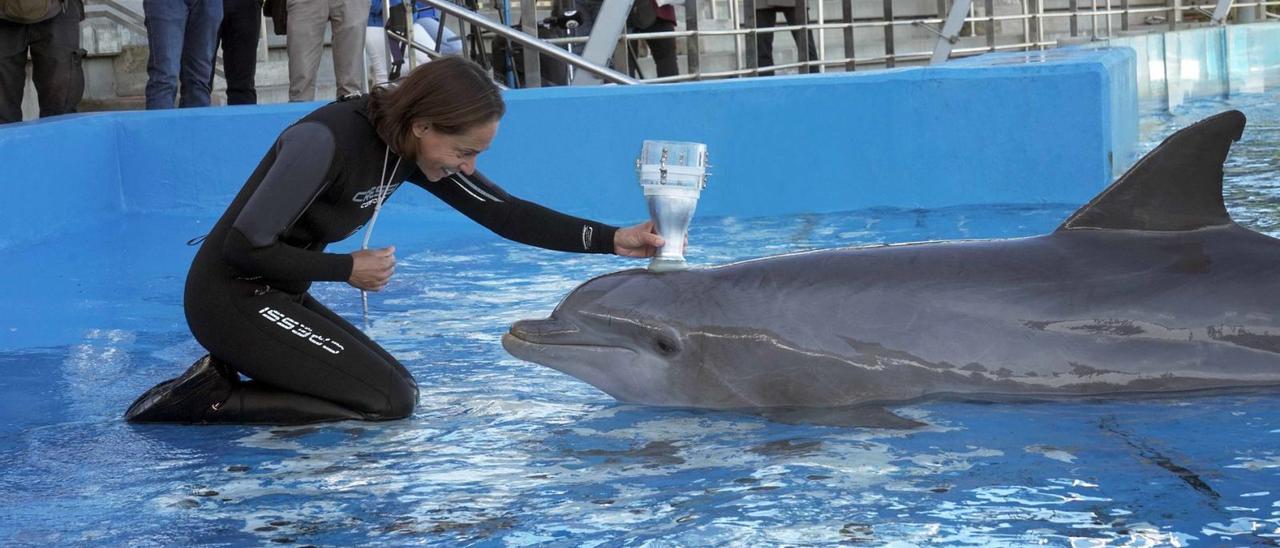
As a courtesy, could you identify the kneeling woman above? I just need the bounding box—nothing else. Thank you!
[125,57,663,424]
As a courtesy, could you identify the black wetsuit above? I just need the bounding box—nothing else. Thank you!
[180,95,618,423]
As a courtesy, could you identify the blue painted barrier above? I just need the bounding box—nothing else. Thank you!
[0,47,1136,252]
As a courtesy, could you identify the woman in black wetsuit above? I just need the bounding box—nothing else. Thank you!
[125,57,665,424]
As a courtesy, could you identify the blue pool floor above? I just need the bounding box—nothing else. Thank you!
[2,94,1280,545]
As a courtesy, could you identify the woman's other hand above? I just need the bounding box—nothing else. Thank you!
[614,221,666,258]
[349,246,396,291]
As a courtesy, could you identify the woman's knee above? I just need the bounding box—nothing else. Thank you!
[369,374,418,420]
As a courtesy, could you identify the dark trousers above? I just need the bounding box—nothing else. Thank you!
[144,0,223,109]
[635,19,677,78]
[216,0,261,104]
[755,5,818,76]
[0,0,85,124]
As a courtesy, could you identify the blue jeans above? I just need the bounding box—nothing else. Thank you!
[144,0,223,109]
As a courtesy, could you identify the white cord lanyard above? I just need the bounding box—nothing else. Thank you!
[360,145,402,329]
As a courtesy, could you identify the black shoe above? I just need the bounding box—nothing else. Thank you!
[124,355,236,423]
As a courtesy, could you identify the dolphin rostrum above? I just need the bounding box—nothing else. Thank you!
[502,111,1280,426]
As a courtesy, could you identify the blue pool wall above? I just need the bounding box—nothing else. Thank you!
[1,47,1136,251]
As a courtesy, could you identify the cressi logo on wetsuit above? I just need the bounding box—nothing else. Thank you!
[258,307,345,354]
[352,182,403,208]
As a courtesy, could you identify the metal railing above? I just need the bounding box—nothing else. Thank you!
[448,0,1280,85]
[80,0,1280,91]
[392,0,639,85]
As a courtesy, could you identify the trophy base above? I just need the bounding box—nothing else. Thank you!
[647,258,689,272]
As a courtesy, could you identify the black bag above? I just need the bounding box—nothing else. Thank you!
[0,0,61,24]
[263,0,286,35]
[626,0,657,29]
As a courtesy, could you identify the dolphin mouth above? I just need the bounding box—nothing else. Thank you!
[503,318,633,358]
[501,332,636,373]
[508,317,579,343]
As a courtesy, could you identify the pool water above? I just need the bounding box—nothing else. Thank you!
[2,94,1279,546]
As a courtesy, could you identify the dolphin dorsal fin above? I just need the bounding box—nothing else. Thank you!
[1056,110,1245,232]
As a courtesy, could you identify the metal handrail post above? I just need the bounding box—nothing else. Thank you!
[382,0,395,80]
[1033,0,1043,47]
[882,0,894,68]
[519,0,540,86]
[258,14,269,63]
[1105,0,1112,37]
[685,0,702,77]
[434,12,447,54]
[1070,0,1079,36]
[814,0,824,72]
[985,0,994,51]
[841,0,855,71]
[404,1,418,71]
[797,0,810,72]
[731,0,744,74]
[743,0,758,75]
[1090,0,1097,39]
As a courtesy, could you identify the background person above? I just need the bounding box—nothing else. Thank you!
[214,0,261,105]
[754,0,818,76]
[0,0,84,123]
[287,0,366,101]
[144,0,222,108]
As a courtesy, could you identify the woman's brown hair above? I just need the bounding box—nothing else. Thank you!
[367,56,505,160]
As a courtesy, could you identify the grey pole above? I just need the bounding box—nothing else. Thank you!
[1210,0,1233,24]
[574,0,636,85]
[521,0,541,86]
[929,0,973,65]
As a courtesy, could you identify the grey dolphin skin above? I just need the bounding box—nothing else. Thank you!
[502,110,1280,426]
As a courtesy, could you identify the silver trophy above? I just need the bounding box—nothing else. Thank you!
[636,140,710,272]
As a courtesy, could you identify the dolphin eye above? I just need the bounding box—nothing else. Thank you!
[654,338,678,355]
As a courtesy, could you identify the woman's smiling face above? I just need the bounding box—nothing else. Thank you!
[413,119,499,180]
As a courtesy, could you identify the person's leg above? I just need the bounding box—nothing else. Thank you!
[217,288,418,420]
[754,7,777,76]
[416,18,460,56]
[178,0,221,107]
[125,353,369,424]
[286,0,328,101]
[0,20,31,123]
[328,0,367,97]
[364,26,389,85]
[147,280,418,424]
[643,20,677,78]
[27,0,84,118]
[300,294,414,385]
[781,3,818,73]
[144,0,187,108]
[409,22,437,67]
[219,0,260,104]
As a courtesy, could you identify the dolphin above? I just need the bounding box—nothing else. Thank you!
[502,110,1280,426]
